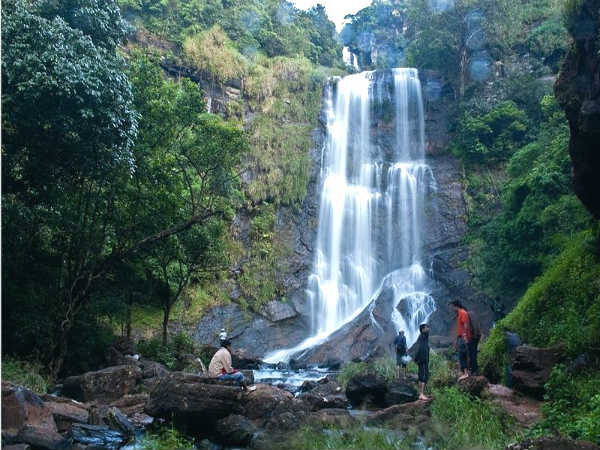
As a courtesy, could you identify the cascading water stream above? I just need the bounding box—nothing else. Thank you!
[265,68,436,363]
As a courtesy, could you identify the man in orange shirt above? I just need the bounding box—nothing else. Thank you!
[450,300,471,381]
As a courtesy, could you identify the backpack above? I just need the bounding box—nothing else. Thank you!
[468,310,482,341]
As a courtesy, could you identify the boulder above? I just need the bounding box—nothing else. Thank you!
[144,372,245,427]
[384,380,418,405]
[293,281,398,365]
[17,425,70,450]
[305,409,358,428]
[366,401,431,429]
[505,437,600,450]
[298,392,349,411]
[345,374,388,408]
[108,394,148,416]
[107,407,135,436]
[243,384,293,421]
[264,398,311,431]
[511,344,566,399]
[62,365,142,402]
[458,376,489,397]
[42,395,89,432]
[71,423,126,450]
[139,359,168,379]
[3,445,31,450]
[2,382,57,442]
[215,414,257,447]
[261,300,298,322]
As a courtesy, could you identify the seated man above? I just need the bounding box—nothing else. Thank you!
[208,339,255,391]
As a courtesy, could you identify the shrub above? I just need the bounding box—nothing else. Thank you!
[479,231,600,381]
[533,365,600,443]
[283,425,418,450]
[138,425,195,450]
[137,332,197,370]
[337,357,397,389]
[2,357,51,394]
[431,387,517,449]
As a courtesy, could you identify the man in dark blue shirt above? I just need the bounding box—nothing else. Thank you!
[393,330,408,379]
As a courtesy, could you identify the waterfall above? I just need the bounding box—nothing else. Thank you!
[265,69,436,363]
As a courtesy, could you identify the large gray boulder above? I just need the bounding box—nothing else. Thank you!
[144,372,245,428]
[62,365,142,402]
[511,344,566,399]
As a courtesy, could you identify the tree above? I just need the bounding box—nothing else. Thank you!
[2,2,246,376]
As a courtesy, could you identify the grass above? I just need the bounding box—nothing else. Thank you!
[2,357,51,394]
[431,387,518,450]
[337,356,398,389]
[137,425,195,450]
[281,426,419,450]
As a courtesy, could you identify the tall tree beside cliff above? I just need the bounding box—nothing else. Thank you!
[1,1,245,376]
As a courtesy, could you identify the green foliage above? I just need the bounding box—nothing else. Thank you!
[463,95,592,298]
[118,0,343,67]
[238,204,291,311]
[137,332,197,370]
[451,101,528,164]
[479,231,600,380]
[138,424,195,450]
[338,357,399,389]
[431,387,517,449]
[341,2,407,69]
[532,365,600,443]
[2,358,51,394]
[283,425,417,450]
[428,352,456,388]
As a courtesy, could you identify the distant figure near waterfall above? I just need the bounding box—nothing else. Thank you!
[393,330,408,379]
[413,323,431,401]
[450,300,471,381]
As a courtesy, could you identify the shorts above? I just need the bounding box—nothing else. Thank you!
[418,362,429,383]
[396,353,407,367]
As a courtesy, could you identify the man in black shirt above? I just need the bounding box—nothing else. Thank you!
[393,330,408,379]
[414,323,430,401]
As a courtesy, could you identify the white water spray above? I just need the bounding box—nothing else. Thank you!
[265,69,436,363]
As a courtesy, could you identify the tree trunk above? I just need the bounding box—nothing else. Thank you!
[162,303,171,347]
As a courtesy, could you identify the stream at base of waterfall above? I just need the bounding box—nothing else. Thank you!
[265,68,437,365]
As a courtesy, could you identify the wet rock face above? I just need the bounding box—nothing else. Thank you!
[511,344,567,400]
[555,0,600,218]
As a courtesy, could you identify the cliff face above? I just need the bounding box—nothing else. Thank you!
[192,68,492,360]
[554,0,600,219]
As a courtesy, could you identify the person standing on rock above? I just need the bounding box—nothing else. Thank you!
[393,330,408,379]
[467,309,482,376]
[450,300,471,381]
[413,323,431,401]
[503,327,521,388]
[208,339,255,391]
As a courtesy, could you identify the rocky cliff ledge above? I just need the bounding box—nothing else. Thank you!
[554,0,600,218]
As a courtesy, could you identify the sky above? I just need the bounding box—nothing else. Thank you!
[291,0,372,31]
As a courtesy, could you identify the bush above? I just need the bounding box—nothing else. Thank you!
[479,231,600,381]
[284,425,417,450]
[533,365,600,444]
[138,425,195,450]
[338,357,398,389]
[137,332,197,370]
[2,357,51,394]
[431,387,517,449]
